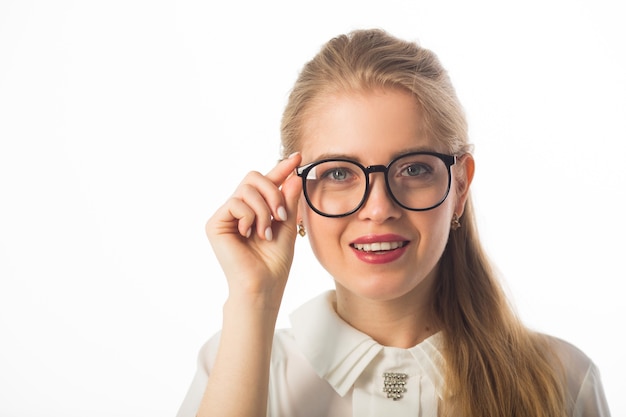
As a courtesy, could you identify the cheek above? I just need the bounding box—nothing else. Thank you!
[302,209,346,261]
[303,209,334,241]
[415,202,455,252]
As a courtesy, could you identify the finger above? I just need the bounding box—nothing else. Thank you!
[207,197,256,239]
[237,183,275,240]
[226,198,257,238]
[265,152,302,187]
[210,152,304,242]
[233,172,287,230]
[236,153,301,222]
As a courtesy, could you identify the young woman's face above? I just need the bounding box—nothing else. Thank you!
[298,88,471,303]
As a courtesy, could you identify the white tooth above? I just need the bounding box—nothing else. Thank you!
[353,241,405,251]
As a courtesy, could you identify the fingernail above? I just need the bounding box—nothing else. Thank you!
[288,151,300,159]
[265,227,273,241]
[245,228,252,238]
[277,206,287,221]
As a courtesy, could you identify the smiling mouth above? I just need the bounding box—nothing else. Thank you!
[351,241,408,252]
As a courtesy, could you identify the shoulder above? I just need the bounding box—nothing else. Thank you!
[544,335,593,380]
[271,327,316,375]
[542,334,595,392]
[195,331,221,372]
[272,327,299,355]
[542,335,611,416]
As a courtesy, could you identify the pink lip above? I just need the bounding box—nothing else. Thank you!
[350,234,410,265]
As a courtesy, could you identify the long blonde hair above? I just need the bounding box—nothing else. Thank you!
[281,29,567,417]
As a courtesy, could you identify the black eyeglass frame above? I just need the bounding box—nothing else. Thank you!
[296,151,457,218]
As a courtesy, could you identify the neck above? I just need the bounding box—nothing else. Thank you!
[333,282,438,349]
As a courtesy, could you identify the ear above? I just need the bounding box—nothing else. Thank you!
[454,153,475,217]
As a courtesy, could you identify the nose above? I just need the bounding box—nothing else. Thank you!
[356,173,402,223]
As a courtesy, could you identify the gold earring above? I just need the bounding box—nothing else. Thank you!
[298,221,306,237]
[451,213,461,231]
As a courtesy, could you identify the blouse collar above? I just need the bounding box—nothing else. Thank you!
[289,290,445,398]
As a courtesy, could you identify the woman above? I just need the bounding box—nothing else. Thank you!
[176,29,610,416]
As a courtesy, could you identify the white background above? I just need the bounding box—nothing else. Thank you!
[1,1,624,416]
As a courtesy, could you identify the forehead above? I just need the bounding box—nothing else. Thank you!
[300,88,438,163]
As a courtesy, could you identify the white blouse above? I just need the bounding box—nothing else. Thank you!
[176,291,611,417]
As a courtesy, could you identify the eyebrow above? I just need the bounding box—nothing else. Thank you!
[306,146,440,165]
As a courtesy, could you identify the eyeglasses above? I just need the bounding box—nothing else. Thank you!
[296,151,457,218]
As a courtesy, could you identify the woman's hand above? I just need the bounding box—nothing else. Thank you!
[205,152,303,310]
[198,154,303,417]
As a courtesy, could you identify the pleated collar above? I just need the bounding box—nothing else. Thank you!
[289,290,445,398]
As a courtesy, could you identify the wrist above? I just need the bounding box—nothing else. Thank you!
[225,278,286,313]
[223,291,283,319]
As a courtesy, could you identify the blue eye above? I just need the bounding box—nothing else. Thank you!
[402,163,432,177]
[324,168,350,181]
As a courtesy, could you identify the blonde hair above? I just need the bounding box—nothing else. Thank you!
[280,29,567,417]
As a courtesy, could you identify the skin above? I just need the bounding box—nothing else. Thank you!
[299,88,474,348]
[199,153,303,417]
[197,87,474,416]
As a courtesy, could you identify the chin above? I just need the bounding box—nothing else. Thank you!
[336,274,427,302]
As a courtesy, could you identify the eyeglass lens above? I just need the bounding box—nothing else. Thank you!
[302,153,451,216]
